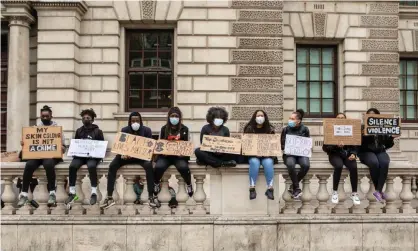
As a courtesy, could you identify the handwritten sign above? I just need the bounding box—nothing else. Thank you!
[153,140,194,157]
[323,119,362,145]
[364,114,401,136]
[284,135,312,158]
[1,151,20,162]
[241,134,281,157]
[200,135,242,155]
[67,139,108,158]
[22,126,62,159]
[111,132,156,161]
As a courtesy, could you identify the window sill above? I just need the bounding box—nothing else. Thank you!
[399,6,418,19]
[113,112,167,121]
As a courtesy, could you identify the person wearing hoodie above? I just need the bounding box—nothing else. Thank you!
[17,105,66,208]
[65,109,104,207]
[153,107,194,197]
[359,108,397,203]
[280,109,310,199]
[322,113,360,205]
[100,112,159,209]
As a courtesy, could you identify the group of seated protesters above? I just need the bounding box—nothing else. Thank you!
[14,105,397,210]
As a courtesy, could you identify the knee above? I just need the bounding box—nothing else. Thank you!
[300,163,310,171]
[176,161,189,171]
[262,158,274,168]
[285,159,295,169]
[87,163,97,171]
[24,162,37,172]
[142,161,153,171]
[249,158,260,167]
[42,159,56,170]
[194,148,202,156]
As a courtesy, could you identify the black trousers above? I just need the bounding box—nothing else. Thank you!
[328,154,358,192]
[69,157,100,187]
[283,155,310,190]
[107,155,154,197]
[358,151,390,192]
[154,156,192,185]
[194,148,234,168]
[22,159,61,192]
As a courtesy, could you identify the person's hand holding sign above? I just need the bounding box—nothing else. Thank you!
[348,154,356,161]
[20,140,24,146]
[122,155,131,160]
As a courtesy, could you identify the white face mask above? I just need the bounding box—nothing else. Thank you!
[256,116,265,125]
[131,122,140,131]
[214,118,223,127]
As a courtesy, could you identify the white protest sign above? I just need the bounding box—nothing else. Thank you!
[333,125,353,136]
[284,135,312,158]
[67,139,108,158]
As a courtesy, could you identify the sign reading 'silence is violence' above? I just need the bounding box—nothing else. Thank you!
[22,126,63,159]
[364,114,401,136]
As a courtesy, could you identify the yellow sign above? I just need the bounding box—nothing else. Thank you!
[22,126,63,159]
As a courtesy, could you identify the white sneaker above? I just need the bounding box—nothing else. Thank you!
[331,191,339,204]
[350,193,361,205]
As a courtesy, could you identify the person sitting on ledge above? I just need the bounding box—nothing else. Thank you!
[194,107,237,168]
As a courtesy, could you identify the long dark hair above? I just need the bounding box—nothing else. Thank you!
[243,110,274,134]
[165,106,182,136]
[292,109,305,121]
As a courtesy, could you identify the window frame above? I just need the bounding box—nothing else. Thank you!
[399,58,418,123]
[125,29,174,112]
[400,1,418,6]
[296,44,339,118]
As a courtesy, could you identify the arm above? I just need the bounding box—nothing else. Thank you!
[349,145,359,156]
[304,127,310,138]
[159,126,164,140]
[322,144,336,153]
[74,129,80,140]
[280,127,286,150]
[383,135,394,149]
[199,125,208,144]
[224,126,230,137]
[97,129,105,141]
[145,127,153,139]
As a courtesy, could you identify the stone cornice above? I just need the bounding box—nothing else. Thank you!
[31,0,88,15]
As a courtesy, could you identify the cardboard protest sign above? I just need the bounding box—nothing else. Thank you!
[67,139,108,158]
[153,140,194,157]
[1,151,20,162]
[200,135,242,155]
[111,132,156,161]
[323,119,362,145]
[284,135,312,158]
[241,134,281,156]
[364,114,401,136]
[22,126,63,159]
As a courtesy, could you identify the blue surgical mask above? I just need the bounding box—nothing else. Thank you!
[288,120,296,127]
[170,117,179,126]
[214,118,224,127]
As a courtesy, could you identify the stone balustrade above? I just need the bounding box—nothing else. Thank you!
[1,159,417,216]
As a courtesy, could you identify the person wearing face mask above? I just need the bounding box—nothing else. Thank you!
[322,113,360,205]
[358,108,397,203]
[65,109,104,207]
[194,107,237,168]
[17,105,66,208]
[243,110,277,200]
[101,112,160,209]
[153,107,194,197]
[280,109,310,199]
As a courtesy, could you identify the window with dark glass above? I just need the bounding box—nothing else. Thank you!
[400,59,418,122]
[400,1,418,6]
[296,46,337,117]
[126,30,173,111]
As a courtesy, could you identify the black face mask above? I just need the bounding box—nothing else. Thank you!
[82,120,92,127]
[41,119,51,125]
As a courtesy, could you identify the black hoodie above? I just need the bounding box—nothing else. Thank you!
[74,124,104,141]
[121,112,152,138]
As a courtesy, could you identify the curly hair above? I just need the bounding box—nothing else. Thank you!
[206,107,228,124]
[243,110,274,134]
[40,105,52,114]
[80,108,97,121]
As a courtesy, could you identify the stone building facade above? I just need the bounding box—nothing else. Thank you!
[1,0,417,161]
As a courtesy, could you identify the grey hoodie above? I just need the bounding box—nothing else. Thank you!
[36,120,65,146]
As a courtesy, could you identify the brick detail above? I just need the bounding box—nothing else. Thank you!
[231,50,282,64]
[232,23,282,36]
[238,37,282,49]
[238,65,283,76]
[369,53,399,62]
[361,64,398,76]
[369,29,398,39]
[238,93,283,104]
[362,88,399,101]
[232,106,283,119]
[239,122,283,133]
[370,102,400,112]
[231,0,284,9]
[313,13,326,37]
[238,10,282,21]
[369,78,398,88]
[361,39,398,51]
[141,0,155,20]
[369,3,398,14]
[360,16,398,28]
[231,78,283,91]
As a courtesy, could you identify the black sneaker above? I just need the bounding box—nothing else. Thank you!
[221,160,237,167]
[47,193,57,207]
[196,159,206,166]
[186,184,194,197]
[149,195,160,208]
[64,193,78,206]
[90,193,97,205]
[249,188,257,200]
[287,184,293,195]
[265,188,274,200]
[292,188,302,200]
[134,199,142,205]
[100,196,115,209]
[154,183,161,195]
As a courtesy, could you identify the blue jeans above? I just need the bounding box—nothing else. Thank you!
[249,157,274,187]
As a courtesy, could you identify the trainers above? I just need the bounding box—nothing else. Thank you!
[134,199,142,205]
[221,160,237,167]
[64,193,78,206]
[17,195,29,207]
[292,188,302,200]
[373,191,383,203]
[100,196,115,209]
[331,191,339,204]
[47,193,57,207]
[380,192,387,200]
[149,196,160,208]
[265,188,274,200]
[90,194,97,205]
[287,184,293,195]
[186,184,194,197]
[350,193,361,205]
[154,183,161,195]
[249,188,257,200]
[196,159,205,166]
